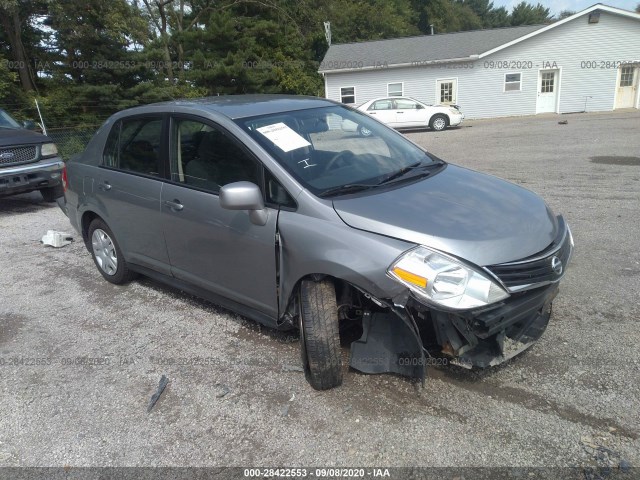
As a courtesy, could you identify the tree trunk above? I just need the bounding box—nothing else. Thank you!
[157,3,174,82]
[0,9,37,92]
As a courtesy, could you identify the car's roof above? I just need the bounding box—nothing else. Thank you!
[119,95,339,120]
[364,97,424,103]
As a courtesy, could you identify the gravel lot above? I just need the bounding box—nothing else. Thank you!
[1,110,639,474]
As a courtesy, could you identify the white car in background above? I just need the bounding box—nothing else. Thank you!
[356,97,464,134]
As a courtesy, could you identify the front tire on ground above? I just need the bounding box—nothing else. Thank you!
[299,279,343,390]
[40,185,63,202]
[88,218,136,285]
[429,114,448,131]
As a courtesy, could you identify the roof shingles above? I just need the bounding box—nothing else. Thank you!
[319,24,545,72]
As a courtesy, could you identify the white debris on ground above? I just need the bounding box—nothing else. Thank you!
[41,230,73,248]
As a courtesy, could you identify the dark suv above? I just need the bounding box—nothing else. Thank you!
[0,108,65,201]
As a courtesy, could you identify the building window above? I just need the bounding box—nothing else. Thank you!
[541,72,555,93]
[388,83,403,97]
[504,73,522,92]
[340,87,355,104]
[620,66,634,87]
[440,81,454,102]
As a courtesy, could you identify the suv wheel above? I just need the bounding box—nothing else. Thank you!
[40,185,63,202]
[299,279,343,390]
[88,218,136,284]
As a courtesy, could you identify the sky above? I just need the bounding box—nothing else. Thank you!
[492,0,639,16]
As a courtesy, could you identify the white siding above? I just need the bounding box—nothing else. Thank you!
[324,12,640,119]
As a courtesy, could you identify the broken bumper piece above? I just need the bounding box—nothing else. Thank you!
[349,283,559,380]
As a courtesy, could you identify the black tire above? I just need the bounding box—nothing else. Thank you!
[299,279,343,390]
[40,185,63,202]
[429,114,448,132]
[87,218,136,285]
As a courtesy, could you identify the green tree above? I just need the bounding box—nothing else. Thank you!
[0,0,38,92]
[412,0,482,34]
[510,2,551,25]
[43,0,152,124]
[485,6,510,27]
[557,10,576,20]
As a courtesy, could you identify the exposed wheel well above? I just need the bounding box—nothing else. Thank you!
[429,113,449,126]
[284,274,388,331]
[81,211,101,249]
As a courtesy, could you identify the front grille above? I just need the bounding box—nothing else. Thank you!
[487,226,572,290]
[0,145,38,166]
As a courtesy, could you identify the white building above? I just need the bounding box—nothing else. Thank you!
[319,4,640,119]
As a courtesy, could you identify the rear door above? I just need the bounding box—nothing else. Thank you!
[161,115,279,317]
[366,99,397,126]
[96,115,171,275]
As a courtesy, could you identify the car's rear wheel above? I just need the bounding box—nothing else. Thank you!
[40,185,63,202]
[88,218,135,284]
[299,279,343,390]
[429,114,448,131]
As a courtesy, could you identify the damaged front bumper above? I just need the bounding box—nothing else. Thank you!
[350,283,559,381]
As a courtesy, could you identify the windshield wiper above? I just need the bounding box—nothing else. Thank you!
[318,183,377,198]
[376,159,444,186]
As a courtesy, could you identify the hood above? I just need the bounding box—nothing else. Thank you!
[333,164,558,266]
[0,128,51,148]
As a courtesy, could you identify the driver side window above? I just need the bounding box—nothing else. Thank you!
[171,118,260,193]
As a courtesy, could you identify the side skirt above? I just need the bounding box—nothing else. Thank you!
[129,263,287,331]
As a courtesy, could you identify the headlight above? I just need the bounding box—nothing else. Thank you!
[388,246,509,310]
[40,143,58,158]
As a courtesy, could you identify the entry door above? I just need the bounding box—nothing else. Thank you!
[536,70,559,113]
[615,66,638,109]
[436,79,457,106]
[161,116,279,318]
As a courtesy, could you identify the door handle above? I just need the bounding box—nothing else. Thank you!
[98,181,111,191]
[163,199,184,211]
[397,111,404,114]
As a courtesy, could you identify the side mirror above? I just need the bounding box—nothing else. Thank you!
[219,181,268,226]
[22,120,36,130]
[416,104,424,110]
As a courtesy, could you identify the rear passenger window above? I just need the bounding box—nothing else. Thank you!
[102,117,163,176]
[170,118,260,193]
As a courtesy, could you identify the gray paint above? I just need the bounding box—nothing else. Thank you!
[62,95,569,326]
[332,164,558,266]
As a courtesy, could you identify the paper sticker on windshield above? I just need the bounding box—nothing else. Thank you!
[256,122,311,152]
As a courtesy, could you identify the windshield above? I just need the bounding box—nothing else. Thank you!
[236,105,439,196]
[0,109,22,129]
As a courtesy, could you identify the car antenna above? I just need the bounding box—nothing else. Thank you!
[34,98,47,135]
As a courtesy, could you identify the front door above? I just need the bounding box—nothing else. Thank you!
[536,70,559,113]
[161,116,279,317]
[393,98,427,128]
[615,66,639,109]
[436,79,457,106]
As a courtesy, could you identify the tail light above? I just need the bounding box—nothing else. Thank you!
[62,164,68,192]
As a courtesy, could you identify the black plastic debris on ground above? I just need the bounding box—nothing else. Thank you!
[147,375,169,413]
